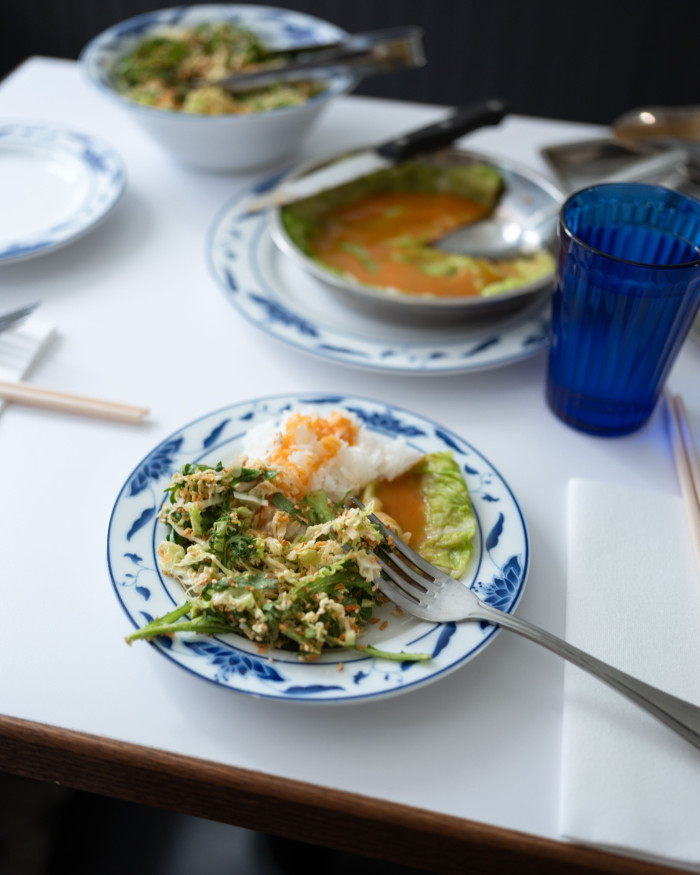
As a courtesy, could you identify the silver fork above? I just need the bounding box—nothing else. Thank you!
[354,500,700,750]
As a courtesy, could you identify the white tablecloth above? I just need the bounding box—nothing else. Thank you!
[0,56,698,859]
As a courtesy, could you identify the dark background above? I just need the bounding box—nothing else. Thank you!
[1,0,698,125]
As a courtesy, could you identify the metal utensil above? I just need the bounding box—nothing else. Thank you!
[0,302,41,334]
[613,105,700,182]
[435,147,687,260]
[206,26,425,94]
[268,146,562,319]
[354,499,700,751]
[249,98,509,211]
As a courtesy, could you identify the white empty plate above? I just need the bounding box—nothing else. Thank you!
[0,123,126,264]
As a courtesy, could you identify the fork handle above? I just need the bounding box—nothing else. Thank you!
[473,599,700,749]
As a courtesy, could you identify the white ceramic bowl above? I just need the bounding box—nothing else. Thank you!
[80,4,356,172]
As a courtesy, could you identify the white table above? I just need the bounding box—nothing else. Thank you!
[1,57,697,875]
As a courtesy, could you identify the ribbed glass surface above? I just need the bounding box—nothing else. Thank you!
[546,184,700,436]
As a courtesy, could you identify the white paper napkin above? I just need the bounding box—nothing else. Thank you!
[560,478,700,870]
[0,317,56,415]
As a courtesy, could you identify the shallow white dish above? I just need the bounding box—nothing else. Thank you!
[207,176,553,374]
[107,393,530,703]
[0,123,125,265]
[80,4,356,172]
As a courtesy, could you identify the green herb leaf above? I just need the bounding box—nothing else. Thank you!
[270,492,306,524]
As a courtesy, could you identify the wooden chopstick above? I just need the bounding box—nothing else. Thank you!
[674,394,700,506]
[665,389,700,575]
[0,379,149,424]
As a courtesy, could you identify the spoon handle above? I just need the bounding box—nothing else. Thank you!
[518,147,690,247]
[600,147,687,184]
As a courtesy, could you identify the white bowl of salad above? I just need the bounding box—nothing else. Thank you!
[80,4,356,171]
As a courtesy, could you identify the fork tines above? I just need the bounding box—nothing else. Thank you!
[350,496,440,603]
[351,496,435,572]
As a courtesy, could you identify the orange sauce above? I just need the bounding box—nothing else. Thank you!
[371,469,427,548]
[311,191,498,297]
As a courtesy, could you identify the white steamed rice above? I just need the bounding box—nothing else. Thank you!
[240,408,422,501]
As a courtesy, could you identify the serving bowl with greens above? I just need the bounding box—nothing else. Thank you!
[80,4,356,171]
[269,148,563,317]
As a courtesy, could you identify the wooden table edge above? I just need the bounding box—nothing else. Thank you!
[0,714,688,875]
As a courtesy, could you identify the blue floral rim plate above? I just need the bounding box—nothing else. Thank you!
[207,176,552,375]
[0,123,126,265]
[107,393,530,703]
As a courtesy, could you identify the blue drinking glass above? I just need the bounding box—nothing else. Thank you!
[546,183,700,436]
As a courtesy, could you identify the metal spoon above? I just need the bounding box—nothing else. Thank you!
[435,147,688,260]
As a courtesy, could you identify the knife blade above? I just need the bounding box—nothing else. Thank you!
[247,97,509,212]
[0,302,41,334]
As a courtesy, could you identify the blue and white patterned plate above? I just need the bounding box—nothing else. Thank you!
[207,177,552,374]
[108,394,529,703]
[0,123,125,265]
